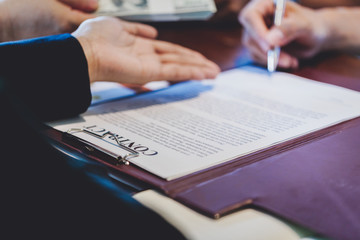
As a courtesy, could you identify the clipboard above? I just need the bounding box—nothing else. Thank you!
[65,125,139,166]
[46,67,360,240]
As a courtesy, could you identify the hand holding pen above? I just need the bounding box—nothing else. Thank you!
[239,0,330,71]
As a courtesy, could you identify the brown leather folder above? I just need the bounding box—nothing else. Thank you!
[46,67,360,240]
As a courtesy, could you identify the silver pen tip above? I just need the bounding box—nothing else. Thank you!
[267,49,276,73]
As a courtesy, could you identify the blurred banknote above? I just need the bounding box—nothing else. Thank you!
[96,0,217,21]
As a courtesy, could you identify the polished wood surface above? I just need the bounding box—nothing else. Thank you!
[150,21,360,79]
[152,21,248,71]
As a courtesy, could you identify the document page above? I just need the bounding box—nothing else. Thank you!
[50,68,360,180]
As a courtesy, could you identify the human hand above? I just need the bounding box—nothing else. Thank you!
[239,0,330,69]
[72,17,220,85]
[0,0,98,42]
[211,0,250,22]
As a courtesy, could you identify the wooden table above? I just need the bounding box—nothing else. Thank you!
[151,20,360,79]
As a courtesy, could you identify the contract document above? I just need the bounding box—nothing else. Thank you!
[50,68,360,180]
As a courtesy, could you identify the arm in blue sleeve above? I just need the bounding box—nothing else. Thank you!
[0,34,92,121]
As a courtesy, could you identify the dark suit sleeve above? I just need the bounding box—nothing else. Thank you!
[0,34,91,121]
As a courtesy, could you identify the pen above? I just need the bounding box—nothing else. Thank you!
[267,0,286,73]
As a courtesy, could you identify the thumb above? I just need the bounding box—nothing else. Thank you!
[69,10,96,25]
[57,2,96,31]
[121,21,158,39]
[53,0,97,32]
[59,0,99,12]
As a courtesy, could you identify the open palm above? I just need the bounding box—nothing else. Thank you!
[73,17,220,85]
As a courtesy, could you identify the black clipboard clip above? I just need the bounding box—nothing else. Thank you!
[64,125,139,166]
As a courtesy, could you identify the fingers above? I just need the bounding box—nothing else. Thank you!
[159,64,219,81]
[154,41,204,58]
[243,31,267,64]
[240,0,313,69]
[243,31,298,69]
[160,59,220,81]
[69,12,96,29]
[239,0,275,51]
[121,21,158,39]
[59,0,99,12]
[160,53,220,72]
[284,42,319,59]
[278,52,299,69]
[153,40,220,80]
[240,0,304,50]
[48,0,96,33]
[266,19,302,47]
[158,56,220,81]
[61,7,96,29]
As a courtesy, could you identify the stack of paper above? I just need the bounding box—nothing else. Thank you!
[96,0,217,21]
[50,67,360,181]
